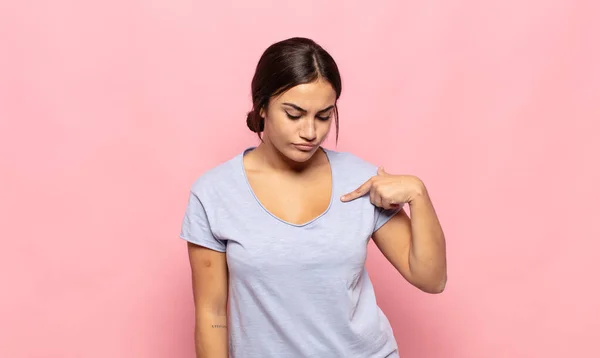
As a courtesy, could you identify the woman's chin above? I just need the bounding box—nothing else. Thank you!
[284,147,318,163]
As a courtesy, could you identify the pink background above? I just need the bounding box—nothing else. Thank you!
[1,0,599,357]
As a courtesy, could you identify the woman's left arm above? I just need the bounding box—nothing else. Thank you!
[341,169,447,293]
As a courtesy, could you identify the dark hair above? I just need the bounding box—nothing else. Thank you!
[246,37,342,142]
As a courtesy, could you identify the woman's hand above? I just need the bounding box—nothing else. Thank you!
[341,166,447,293]
[340,167,426,208]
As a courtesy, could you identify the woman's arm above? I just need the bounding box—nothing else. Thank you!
[341,168,447,293]
[372,185,447,294]
[187,242,229,358]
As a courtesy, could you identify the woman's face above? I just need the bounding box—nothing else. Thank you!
[261,79,337,163]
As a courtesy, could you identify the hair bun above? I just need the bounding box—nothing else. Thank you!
[246,111,258,133]
[246,110,264,133]
[246,112,256,132]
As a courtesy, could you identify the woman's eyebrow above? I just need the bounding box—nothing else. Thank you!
[317,105,334,113]
[282,103,334,113]
[282,103,306,112]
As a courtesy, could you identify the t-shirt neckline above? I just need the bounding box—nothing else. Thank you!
[239,146,335,228]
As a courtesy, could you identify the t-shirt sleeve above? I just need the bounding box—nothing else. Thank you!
[373,204,403,233]
[180,190,227,252]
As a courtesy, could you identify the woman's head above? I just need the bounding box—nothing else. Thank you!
[246,37,342,162]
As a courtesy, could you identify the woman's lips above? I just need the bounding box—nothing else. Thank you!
[293,143,317,151]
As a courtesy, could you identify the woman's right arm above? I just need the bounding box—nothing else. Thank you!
[187,242,229,358]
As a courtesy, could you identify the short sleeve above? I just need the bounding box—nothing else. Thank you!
[180,191,227,252]
[373,204,403,233]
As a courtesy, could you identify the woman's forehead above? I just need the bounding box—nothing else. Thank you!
[275,81,336,107]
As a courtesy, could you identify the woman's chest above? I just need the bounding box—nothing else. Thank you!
[214,198,377,275]
[245,166,332,226]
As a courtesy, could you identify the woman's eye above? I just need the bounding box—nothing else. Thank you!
[316,116,331,121]
[285,112,301,119]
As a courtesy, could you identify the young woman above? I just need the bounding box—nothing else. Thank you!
[180,37,447,358]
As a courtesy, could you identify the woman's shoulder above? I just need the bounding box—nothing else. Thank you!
[325,147,379,185]
[325,147,378,173]
[188,152,242,196]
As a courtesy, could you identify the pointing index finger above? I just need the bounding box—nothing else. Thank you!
[340,178,373,202]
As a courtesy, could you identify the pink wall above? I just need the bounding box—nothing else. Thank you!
[1,0,599,357]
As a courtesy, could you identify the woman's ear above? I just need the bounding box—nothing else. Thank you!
[259,107,266,119]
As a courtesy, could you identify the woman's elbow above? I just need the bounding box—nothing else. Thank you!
[414,274,447,294]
